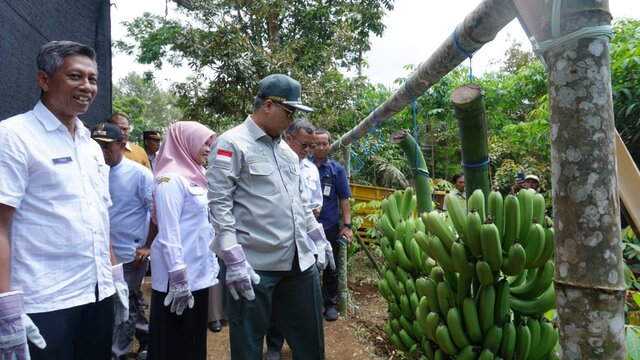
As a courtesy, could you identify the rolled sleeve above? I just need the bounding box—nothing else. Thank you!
[0,127,27,208]
[207,137,241,254]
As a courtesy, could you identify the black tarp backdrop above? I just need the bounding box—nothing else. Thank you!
[0,0,111,126]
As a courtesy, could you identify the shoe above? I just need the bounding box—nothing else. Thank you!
[265,349,281,360]
[208,320,222,333]
[136,343,148,360]
[324,306,339,321]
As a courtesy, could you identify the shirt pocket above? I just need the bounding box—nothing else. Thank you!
[248,162,277,196]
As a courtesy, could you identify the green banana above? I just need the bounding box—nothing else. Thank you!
[384,269,401,301]
[394,221,407,247]
[415,216,426,234]
[378,213,396,240]
[416,277,429,299]
[407,238,423,273]
[457,274,473,308]
[480,222,503,271]
[390,302,402,318]
[467,188,486,221]
[390,333,409,352]
[531,192,546,224]
[476,259,494,286]
[488,190,504,238]
[478,348,495,360]
[430,266,445,283]
[532,320,558,360]
[404,217,416,248]
[415,230,430,254]
[482,324,503,352]
[445,192,467,239]
[452,239,473,278]
[443,270,459,293]
[494,279,511,325]
[446,307,471,348]
[457,344,480,360]
[510,283,556,316]
[394,190,404,216]
[517,189,534,244]
[412,320,424,341]
[377,278,394,302]
[466,210,483,256]
[523,222,545,269]
[425,210,456,250]
[479,284,496,335]
[391,318,402,334]
[399,294,413,319]
[395,240,418,273]
[383,247,398,271]
[514,321,531,360]
[462,297,483,344]
[402,186,415,219]
[395,266,412,285]
[502,194,520,251]
[424,278,441,316]
[422,340,436,360]
[501,242,526,276]
[381,197,389,216]
[507,268,529,287]
[408,344,419,359]
[398,328,417,350]
[435,324,460,356]
[434,349,446,360]
[426,234,456,272]
[424,257,437,275]
[425,312,441,342]
[436,281,455,318]
[498,321,516,360]
[409,293,420,317]
[530,225,555,269]
[387,193,401,228]
[416,299,431,336]
[525,317,541,360]
[399,314,416,338]
[511,260,554,300]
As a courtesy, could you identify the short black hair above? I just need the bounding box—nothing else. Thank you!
[37,41,96,77]
[452,173,464,184]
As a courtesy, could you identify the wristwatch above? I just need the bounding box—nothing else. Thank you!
[343,223,352,229]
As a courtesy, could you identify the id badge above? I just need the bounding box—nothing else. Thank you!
[323,184,332,196]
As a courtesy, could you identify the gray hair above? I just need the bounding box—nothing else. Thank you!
[253,97,265,112]
[314,128,332,141]
[37,41,97,77]
[286,118,315,136]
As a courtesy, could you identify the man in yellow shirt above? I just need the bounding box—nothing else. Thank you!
[109,113,152,172]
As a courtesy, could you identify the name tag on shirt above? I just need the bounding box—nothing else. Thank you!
[323,184,332,196]
[51,157,73,165]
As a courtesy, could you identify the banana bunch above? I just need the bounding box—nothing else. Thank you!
[377,187,559,359]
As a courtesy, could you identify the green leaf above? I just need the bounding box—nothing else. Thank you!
[626,326,640,360]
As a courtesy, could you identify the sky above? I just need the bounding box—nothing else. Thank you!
[110,0,640,89]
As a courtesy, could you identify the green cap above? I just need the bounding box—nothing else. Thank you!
[257,74,313,112]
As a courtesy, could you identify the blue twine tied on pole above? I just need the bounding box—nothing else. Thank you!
[461,158,490,168]
[453,25,475,83]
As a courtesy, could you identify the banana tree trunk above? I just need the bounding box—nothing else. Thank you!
[329,0,517,152]
[390,130,433,213]
[514,1,626,359]
[451,83,491,200]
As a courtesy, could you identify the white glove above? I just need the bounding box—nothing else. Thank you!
[308,225,336,271]
[221,245,261,301]
[164,267,194,316]
[0,291,46,358]
[112,264,129,325]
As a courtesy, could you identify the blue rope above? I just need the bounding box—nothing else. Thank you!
[453,26,474,83]
[461,158,490,168]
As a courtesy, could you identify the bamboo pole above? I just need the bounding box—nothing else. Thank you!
[330,0,517,152]
[451,83,491,199]
[354,232,383,277]
[389,130,433,213]
[514,1,626,359]
[337,145,351,316]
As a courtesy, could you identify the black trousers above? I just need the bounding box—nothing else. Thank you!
[147,287,209,360]
[322,224,341,307]
[28,289,114,360]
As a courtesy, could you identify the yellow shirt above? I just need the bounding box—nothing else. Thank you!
[124,142,152,172]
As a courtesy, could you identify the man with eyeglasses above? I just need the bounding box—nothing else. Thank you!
[109,113,152,172]
[207,74,333,359]
[264,118,325,359]
[312,128,353,321]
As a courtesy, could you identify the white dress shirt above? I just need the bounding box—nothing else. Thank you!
[300,157,323,254]
[151,173,218,292]
[0,102,115,313]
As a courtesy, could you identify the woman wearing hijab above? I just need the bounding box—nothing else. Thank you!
[147,121,218,359]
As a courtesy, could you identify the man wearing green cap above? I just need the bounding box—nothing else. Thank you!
[207,74,332,359]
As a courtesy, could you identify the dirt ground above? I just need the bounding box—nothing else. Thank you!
[132,251,399,359]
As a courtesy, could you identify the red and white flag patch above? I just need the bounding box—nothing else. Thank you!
[216,149,233,163]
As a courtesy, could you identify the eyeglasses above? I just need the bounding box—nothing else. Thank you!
[273,102,297,119]
[290,134,316,150]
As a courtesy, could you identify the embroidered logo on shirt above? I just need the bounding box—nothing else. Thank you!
[51,157,73,165]
[157,177,171,183]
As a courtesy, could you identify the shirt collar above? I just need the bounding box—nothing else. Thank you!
[33,101,90,140]
[125,142,132,151]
